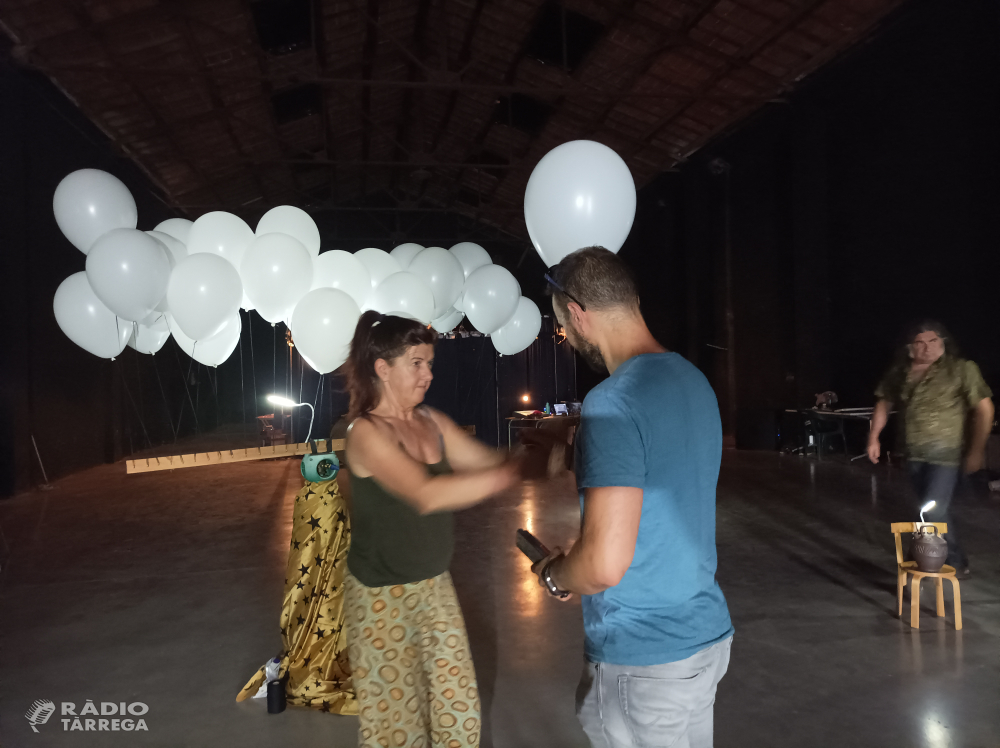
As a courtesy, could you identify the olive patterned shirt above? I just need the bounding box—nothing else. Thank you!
[875,355,992,467]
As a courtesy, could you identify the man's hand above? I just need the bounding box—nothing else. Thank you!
[964,450,985,474]
[867,439,881,464]
[530,549,574,602]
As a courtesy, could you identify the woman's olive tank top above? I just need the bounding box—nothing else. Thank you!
[346,427,454,587]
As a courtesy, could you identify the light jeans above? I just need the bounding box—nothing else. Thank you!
[576,636,733,748]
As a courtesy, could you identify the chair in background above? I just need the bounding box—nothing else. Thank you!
[891,522,962,630]
[803,411,847,457]
[256,414,288,447]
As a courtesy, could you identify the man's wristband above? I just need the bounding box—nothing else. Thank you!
[541,557,570,599]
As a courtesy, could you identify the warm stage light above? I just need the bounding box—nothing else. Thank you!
[522,394,530,402]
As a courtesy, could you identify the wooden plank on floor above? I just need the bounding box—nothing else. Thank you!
[125,440,346,474]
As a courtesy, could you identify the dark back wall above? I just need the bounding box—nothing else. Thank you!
[612,0,1000,435]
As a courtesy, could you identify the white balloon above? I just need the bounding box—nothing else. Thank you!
[491,297,542,355]
[524,140,636,267]
[431,308,465,334]
[354,247,402,288]
[463,264,520,334]
[53,169,138,254]
[240,233,314,324]
[241,292,255,312]
[128,314,171,355]
[154,218,194,245]
[449,242,492,279]
[311,249,372,308]
[371,272,435,324]
[389,243,425,269]
[256,206,321,258]
[187,211,254,268]
[167,252,243,340]
[291,288,361,374]
[169,312,241,367]
[145,230,187,269]
[143,231,182,315]
[53,272,131,358]
[408,247,465,319]
[85,228,171,322]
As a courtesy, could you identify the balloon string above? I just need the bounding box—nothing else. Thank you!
[238,312,247,443]
[248,312,258,422]
[150,354,178,443]
[118,358,153,450]
[173,347,200,434]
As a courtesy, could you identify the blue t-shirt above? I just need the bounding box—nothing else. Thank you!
[576,352,733,666]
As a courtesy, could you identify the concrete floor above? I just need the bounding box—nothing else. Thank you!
[1,448,998,747]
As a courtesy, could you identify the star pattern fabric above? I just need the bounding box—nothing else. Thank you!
[237,477,357,715]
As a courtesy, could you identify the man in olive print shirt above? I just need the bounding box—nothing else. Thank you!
[868,321,994,576]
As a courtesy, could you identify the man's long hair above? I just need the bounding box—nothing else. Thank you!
[898,319,960,360]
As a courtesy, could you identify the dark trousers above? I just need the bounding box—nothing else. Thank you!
[908,461,967,568]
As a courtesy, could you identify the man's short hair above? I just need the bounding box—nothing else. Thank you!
[547,246,639,312]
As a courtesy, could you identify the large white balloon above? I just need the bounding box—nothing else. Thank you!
[128,314,171,355]
[431,308,465,334]
[169,312,242,367]
[241,233,314,324]
[491,297,542,355]
[53,272,132,358]
[389,243,425,269]
[354,247,402,288]
[187,211,254,268]
[449,242,492,279]
[371,272,435,324]
[53,169,138,254]
[291,288,361,374]
[312,249,372,308]
[167,252,242,340]
[85,228,171,322]
[463,264,520,334]
[408,247,465,319]
[154,218,194,245]
[256,206,320,258]
[524,140,636,267]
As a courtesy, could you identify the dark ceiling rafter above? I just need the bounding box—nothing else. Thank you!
[1,0,908,234]
[53,0,228,206]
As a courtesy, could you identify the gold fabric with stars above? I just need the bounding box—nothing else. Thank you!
[237,477,358,715]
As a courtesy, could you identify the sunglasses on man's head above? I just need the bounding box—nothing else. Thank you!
[544,272,586,311]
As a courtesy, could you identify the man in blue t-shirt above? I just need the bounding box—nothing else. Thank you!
[532,246,733,748]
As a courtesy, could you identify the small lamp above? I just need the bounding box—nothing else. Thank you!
[919,500,936,524]
[267,394,315,443]
[521,394,530,403]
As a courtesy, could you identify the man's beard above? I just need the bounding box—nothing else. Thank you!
[564,320,607,374]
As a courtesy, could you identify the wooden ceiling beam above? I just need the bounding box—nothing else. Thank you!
[53,0,228,207]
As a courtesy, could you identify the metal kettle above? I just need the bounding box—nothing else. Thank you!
[911,525,948,572]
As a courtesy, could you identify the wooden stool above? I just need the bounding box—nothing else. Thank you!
[891,522,962,630]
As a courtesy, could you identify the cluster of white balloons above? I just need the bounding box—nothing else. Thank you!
[524,140,637,267]
[51,169,543,373]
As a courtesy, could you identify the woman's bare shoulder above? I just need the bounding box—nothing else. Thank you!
[419,405,456,431]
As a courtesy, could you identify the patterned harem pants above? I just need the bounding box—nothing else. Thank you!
[344,570,481,748]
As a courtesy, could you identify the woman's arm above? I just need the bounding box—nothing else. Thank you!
[423,407,507,471]
[347,417,519,514]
